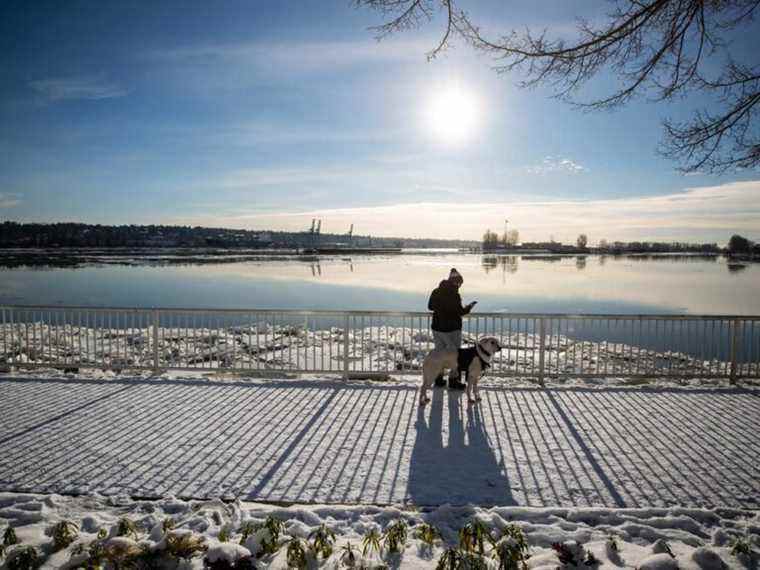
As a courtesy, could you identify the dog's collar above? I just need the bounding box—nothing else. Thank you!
[476,343,495,364]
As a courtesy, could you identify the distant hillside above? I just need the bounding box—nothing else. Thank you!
[0,221,479,249]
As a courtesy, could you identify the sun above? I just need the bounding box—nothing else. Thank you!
[424,85,481,144]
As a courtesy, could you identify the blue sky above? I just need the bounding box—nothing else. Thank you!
[1,0,759,243]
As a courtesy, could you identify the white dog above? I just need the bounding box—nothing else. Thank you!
[420,336,502,405]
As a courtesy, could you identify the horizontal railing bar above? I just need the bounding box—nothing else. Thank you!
[9,363,760,379]
[1,304,758,320]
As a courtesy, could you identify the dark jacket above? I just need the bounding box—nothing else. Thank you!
[427,279,472,332]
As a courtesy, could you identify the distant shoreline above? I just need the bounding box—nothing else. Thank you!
[0,246,740,269]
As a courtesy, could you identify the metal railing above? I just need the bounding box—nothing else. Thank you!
[1,305,758,382]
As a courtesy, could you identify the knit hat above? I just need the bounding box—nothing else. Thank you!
[448,268,463,284]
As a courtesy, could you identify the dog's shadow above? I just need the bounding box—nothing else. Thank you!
[407,388,516,506]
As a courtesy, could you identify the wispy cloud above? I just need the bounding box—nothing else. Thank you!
[526,156,588,175]
[201,123,402,147]
[147,38,431,72]
[166,180,760,244]
[0,193,21,208]
[218,162,422,189]
[29,76,128,101]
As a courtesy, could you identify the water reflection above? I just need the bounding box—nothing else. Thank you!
[481,255,519,275]
[727,263,747,274]
[0,254,758,315]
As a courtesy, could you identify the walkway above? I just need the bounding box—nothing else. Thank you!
[0,376,757,508]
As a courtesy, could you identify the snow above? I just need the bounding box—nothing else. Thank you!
[205,542,252,563]
[0,366,758,567]
[3,320,755,378]
[0,493,757,569]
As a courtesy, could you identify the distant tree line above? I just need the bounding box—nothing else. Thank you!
[482,228,724,254]
[482,228,519,250]
[0,222,480,250]
[727,234,760,256]
[596,240,721,254]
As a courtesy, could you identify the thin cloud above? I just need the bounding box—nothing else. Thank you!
[0,193,21,208]
[526,156,588,175]
[147,38,432,72]
[202,123,402,147]
[29,77,128,101]
[218,163,423,189]
[169,180,760,244]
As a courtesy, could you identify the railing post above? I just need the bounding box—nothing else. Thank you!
[0,307,9,373]
[152,309,160,376]
[343,314,350,381]
[538,317,546,386]
[7,307,15,370]
[729,318,740,384]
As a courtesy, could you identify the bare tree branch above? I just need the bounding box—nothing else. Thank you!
[356,0,760,173]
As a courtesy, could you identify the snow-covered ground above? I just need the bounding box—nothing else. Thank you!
[0,369,758,567]
[0,492,758,569]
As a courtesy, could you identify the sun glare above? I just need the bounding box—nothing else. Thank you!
[425,86,481,144]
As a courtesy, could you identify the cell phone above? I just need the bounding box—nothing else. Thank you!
[469,301,478,307]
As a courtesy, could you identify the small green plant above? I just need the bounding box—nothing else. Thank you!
[383,519,408,554]
[459,520,492,555]
[463,552,490,570]
[165,531,208,560]
[238,521,256,545]
[218,525,231,543]
[132,543,169,570]
[162,517,176,532]
[51,520,80,551]
[492,524,530,570]
[414,523,442,546]
[437,547,463,570]
[362,528,382,557]
[116,517,139,539]
[256,516,285,556]
[606,534,619,552]
[102,538,142,567]
[5,545,40,570]
[4,526,19,546]
[309,523,336,559]
[341,541,358,568]
[286,536,308,570]
[730,535,752,556]
[584,550,600,566]
[437,547,489,570]
[70,542,86,557]
[97,528,108,540]
[552,542,586,566]
[80,539,107,568]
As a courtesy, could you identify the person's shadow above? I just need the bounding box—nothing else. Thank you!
[407,387,515,506]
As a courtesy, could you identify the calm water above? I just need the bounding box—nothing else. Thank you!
[1,253,758,315]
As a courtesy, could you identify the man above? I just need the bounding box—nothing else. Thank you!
[427,268,477,389]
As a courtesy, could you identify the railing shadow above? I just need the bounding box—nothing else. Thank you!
[0,376,757,508]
